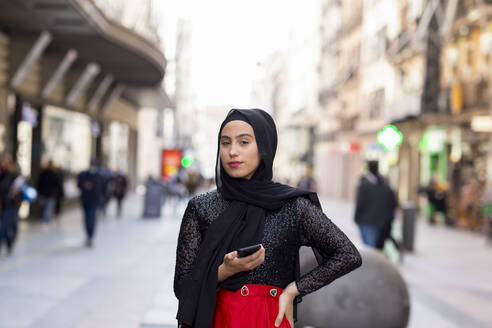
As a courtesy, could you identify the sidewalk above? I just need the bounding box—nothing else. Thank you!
[0,194,182,328]
[0,194,491,327]
[320,197,492,328]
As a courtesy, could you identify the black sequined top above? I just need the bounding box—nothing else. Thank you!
[174,190,362,298]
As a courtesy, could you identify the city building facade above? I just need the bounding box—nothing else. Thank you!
[271,3,322,185]
[316,0,492,228]
[0,0,169,211]
[316,0,364,200]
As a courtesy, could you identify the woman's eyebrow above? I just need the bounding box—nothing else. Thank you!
[220,133,253,139]
[235,133,253,139]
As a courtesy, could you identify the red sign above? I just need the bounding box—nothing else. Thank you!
[349,142,361,153]
[161,149,182,180]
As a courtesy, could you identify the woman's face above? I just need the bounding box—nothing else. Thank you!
[220,120,260,180]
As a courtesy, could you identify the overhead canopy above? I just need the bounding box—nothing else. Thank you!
[123,86,174,110]
[0,0,166,86]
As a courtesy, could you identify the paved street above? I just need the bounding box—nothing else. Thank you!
[321,199,492,328]
[0,194,491,327]
[0,194,182,328]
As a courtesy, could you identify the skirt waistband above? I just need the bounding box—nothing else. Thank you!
[219,284,283,298]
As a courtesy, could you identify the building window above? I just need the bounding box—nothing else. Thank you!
[369,27,387,61]
[369,89,385,119]
[42,106,91,173]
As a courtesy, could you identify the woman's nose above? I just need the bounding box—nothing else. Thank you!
[229,144,239,157]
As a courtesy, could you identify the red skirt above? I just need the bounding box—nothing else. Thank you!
[211,284,292,328]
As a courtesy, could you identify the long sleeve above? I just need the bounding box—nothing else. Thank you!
[174,199,202,300]
[295,197,362,297]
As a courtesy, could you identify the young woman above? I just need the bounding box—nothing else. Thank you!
[174,109,362,328]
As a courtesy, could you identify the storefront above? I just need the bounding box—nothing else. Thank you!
[416,122,490,228]
[419,126,448,186]
[450,122,490,228]
[105,121,130,173]
[0,0,168,220]
[40,106,92,199]
[314,138,363,201]
[42,106,91,173]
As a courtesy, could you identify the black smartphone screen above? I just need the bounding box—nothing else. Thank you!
[237,244,262,258]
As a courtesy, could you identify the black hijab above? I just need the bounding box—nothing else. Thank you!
[177,108,321,328]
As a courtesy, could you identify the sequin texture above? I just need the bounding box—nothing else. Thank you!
[174,190,362,298]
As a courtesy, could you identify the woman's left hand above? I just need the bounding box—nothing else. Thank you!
[275,282,299,328]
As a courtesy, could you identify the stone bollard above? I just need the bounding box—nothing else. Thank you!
[402,202,417,252]
[296,246,410,328]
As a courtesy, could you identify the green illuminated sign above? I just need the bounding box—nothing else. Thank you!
[419,127,446,154]
[181,155,194,168]
[377,125,403,150]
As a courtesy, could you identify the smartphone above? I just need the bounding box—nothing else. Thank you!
[237,244,262,258]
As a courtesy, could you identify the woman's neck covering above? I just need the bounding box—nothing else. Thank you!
[176,108,321,328]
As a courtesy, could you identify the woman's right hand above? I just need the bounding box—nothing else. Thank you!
[218,246,265,282]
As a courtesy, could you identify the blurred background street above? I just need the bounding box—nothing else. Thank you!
[0,196,491,327]
[1,0,492,327]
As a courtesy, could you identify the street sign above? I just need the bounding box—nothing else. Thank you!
[377,125,403,150]
[181,155,194,168]
[161,149,182,180]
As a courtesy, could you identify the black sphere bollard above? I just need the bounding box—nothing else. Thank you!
[296,246,410,328]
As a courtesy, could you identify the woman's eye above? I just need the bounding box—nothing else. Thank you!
[240,140,249,145]
[221,141,230,146]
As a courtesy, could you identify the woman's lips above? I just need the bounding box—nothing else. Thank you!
[228,161,242,168]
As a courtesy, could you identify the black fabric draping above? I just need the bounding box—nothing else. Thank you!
[176,109,321,328]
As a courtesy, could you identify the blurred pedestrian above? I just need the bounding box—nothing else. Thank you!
[297,166,317,192]
[53,165,65,218]
[168,167,188,212]
[424,175,451,225]
[185,169,203,196]
[199,177,215,193]
[113,171,128,218]
[354,160,397,250]
[174,109,361,328]
[98,164,115,218]
[0,155,23,255]
[77,158,104,247]
[170,166,188,198]
[37,160,63,225]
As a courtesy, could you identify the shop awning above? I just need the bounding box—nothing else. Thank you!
[123,86,174,110]
[0,0,166,86]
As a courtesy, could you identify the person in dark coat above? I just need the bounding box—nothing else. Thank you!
[354,160,397,249]
[0,155,23,255]
[38,161,63,225]
[425,175,450,225]
[77,158,104,247]
[297,166,318,192]
[113,171,128,218]
[97,164,115,218]
[53,165,65,218]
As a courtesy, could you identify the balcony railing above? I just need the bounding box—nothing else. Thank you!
[448,79,490,113]
[455,0,492,20]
